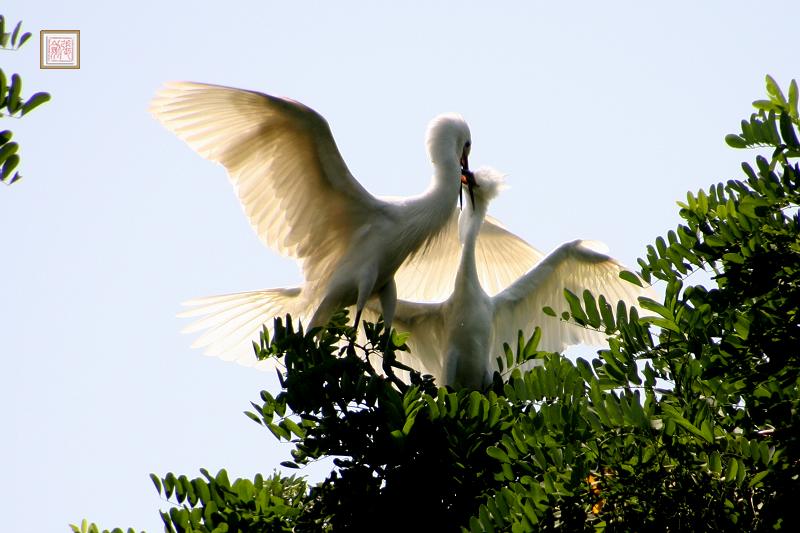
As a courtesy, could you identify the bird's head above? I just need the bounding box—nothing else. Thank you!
[425,113,474,203]
[461,166,506,211]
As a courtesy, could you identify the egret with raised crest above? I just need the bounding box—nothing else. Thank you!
[374,167,652,389]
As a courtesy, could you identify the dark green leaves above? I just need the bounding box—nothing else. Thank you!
[20,91,51,116]
[0,131,20,184]
[727,76,800,160]
[0,16,32,50]
[0,16,52,186]
[145,470,308,532]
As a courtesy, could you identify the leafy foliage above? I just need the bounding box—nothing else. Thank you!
[0,15,32,50]
[70,518,140,533]
[150,470,308,532]
[81,76,798,531]
[0,14,51,185]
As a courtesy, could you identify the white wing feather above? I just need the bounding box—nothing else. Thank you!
[177,288,306,368]
[150,82,385,289]
[395,213,545,301]
[492,240,653,356]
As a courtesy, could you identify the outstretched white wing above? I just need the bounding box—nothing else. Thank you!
[492,240,652,355]
[177,288,307,368]
[395,213,545,302]
[150,82,385,288]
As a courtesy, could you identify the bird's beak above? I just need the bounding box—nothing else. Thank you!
[460,151,477,209]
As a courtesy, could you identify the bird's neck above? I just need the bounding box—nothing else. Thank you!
[396,162,461,266]
[455,199,487,290]
[430,158,462,196]
[408,160,461,230]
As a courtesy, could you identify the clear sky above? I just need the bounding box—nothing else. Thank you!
[2,1,798,531]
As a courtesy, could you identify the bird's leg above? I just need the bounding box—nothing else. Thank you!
[376,279,405,389]
[377,278,397,344]
[353,267,378,335]
[352,307,363,333]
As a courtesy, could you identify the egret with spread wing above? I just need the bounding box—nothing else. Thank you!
[378,168,653,389]
[150,82,478,364]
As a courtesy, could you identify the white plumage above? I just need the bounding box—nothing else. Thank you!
[151,82,544,367]
[374,167,654,389]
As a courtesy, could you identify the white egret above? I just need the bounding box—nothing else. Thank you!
[150,82,485,362]
[375,167,653,389]
[177,207,544,367]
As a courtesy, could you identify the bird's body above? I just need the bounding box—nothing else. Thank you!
[150,82,480,364]
[379,168,653,389]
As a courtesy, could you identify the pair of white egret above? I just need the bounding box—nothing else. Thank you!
[150,82,649,389]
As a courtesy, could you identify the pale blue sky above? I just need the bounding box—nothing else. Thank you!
[2,1,798,531]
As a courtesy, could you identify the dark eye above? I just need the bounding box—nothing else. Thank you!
[465,141,471,148]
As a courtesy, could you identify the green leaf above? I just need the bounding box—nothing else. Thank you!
[267,422,290,440]
[163,472,176,499]
[709,451,722,474]
[748,470,769,488]
[8,73,21,113]
[563,289,588,324]
[789,79,799,118]
[244,410,262,424]
[735,458,746,486]
[542,306,556,317]
[663,407,711,442]
[468,391,481,418]
[215,468,231,488]
[20,92,51,116]
[391,329,410,347]
[725,133,748,149]
[10,21,20,47]
[582,290,601,328]
[522,327,541,357]
[150,473,163,495]
[619,270,643,287]
[469,516,482,533]
[0,140,18,163]
[766,74,786,106]
[700,419,713,443]
[282,417,305,438]
[487,446,510,463]
[640,315,681,334]
[725,458,738,482]
[779,112,799,147]
[401,415,416,435]
[752,99,774,111]
[638,297,672,320]
[1,154,20,182]
[0,70,7,105]
[597,295,615,331]
[19,32,31,48]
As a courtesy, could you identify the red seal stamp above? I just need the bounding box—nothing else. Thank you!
[40,30,80,69]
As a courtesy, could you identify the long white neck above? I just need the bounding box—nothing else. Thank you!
[455,195,488,288]
[395,161,461,269]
